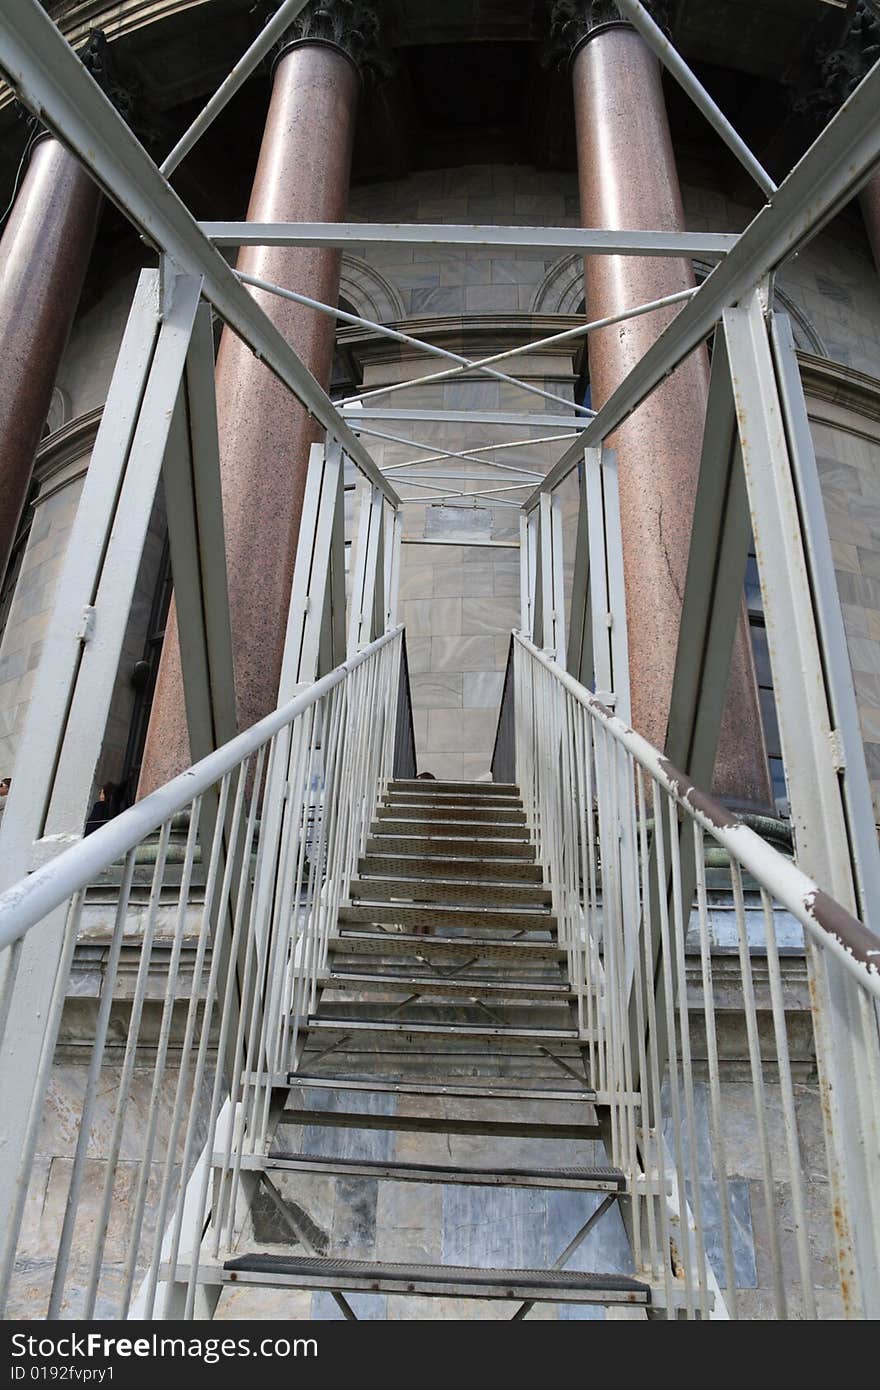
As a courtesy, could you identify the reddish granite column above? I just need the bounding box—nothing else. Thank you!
[570,21,771,808]
[139,38,359,793]
[0,136,100,579]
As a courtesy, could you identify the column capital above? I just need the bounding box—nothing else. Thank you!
[17,29,161,149]
[794,1,880,124]
[268,0,388,83]
[545,0,671,69]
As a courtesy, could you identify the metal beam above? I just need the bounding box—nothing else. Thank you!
[202,222,738,257]
[161,0,310,177]
[527,54,880,506]
[280,442,347,692]
[615,0,776,199]
[0,0,398,506]
[238,270,589,418]
[664,327,751,789]
[723,290,880,1318]
[0,270,194,1239]
[584,448,631,722]
[162,295,238,764]
[346,407,581,430]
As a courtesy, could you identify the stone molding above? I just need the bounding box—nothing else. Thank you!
[31,406,103,506]
[797,349,880,433]
[339,253,405,323]
[336,311,587,379]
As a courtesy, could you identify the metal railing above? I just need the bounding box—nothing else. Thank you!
[512,631,880,1319]
[0,626,405,1320]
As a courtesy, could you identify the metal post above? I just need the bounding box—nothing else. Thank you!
[539,491,566,667]
[348,482,385,656]
[664,327,752,787]
[162,296,237,763]
[723,288,880,1318]
[583,448,631,723]
[0,269,200,1232]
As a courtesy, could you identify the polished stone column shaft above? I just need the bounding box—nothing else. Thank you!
[0,137,101,579]
[140,41,359,793]
[572,24,771,807]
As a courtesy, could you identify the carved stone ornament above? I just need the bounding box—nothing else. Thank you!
[16,29,160,147]
[795,1,880,124]
[545,0,671,69]
[268,0,389,81]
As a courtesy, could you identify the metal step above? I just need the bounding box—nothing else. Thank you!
[390,780,519,798]
[277,1109,601,1140]
[358,853,544,883]
[338,902,555,932]
[221,1254,649,1304]
[328,929,565,961]
[285,1075,596,1104]
[349,875,551,907]
[304,1017,582,1045]
[366,834,536,859]
[258,1152,626,1191]
[377,803,526,824]
[373,818,532,841]
[320,970,574,1001]
[383,794,525,811]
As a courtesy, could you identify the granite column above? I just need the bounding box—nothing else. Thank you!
[563,6,771,807]
[140,9,366,793]
[0,134,100,580]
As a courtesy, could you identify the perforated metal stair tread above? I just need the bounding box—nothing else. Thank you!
[359,854,543,882]
[390,780,519,796]
[338,902,554,931]
[377,804,526,823]
[258,1152,626,1190]
[285,1075,595,1103]
[304,1018,584,1042]
[321,970,574,999]
[366,835,535,859]
[328,929,565,960]
[277,1109,601,1139]
[374,819,530,840]
[349,876,551,906]
[221,1255,649,1303]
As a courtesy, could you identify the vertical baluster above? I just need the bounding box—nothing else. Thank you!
[760,886,815,1317]
[667,798,710,1318]
[85,819,174,1316]
[693,823,738,1316]
[653,790,694,1319]
[48,847,137,1316]
[731,861,785,1318]
[633,768,659,1281]
[0,891,83,1316]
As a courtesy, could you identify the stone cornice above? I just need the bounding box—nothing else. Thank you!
[337,312,588,375]
[31,407,103,502]
[797,349,880,427]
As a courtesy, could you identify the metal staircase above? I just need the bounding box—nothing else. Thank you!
[202,777,650,1314]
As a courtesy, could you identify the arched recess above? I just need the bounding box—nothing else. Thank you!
[338,255,405,324]
[532,253,827,358]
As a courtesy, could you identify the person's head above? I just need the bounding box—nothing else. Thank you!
[99,781,117,804]
[416,771,436,780]
[0,777,10,798]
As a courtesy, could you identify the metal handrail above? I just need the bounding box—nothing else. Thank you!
[511,630,880,1318]
[516,634,880,999]
[0,626,402,952]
